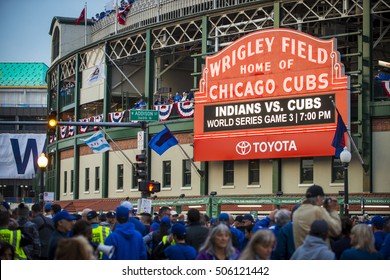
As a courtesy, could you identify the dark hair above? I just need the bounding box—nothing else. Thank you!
[158,206,171,216]
[72,220,92,239]
[341,216,352,235]
[309,220,328,240]
[0,240,15,260]
[116,216,128,224]
[0,211,10,227]
[99,213,107,222]
[31,203,42,213]
[51,204,62,214]
[187,208,200,223]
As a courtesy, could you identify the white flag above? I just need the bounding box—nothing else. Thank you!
[104,0,115,12]
[88,63,106,85]
[82,131,112,153]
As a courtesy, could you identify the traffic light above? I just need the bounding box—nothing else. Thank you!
[47,111,57,135]
[135,153,147,180]
[138,180,160,193]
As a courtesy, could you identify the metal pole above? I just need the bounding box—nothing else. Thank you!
[343,163,349,216]
[40,168,45,212]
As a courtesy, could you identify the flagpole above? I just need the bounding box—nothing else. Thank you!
[100,129,136,168]
[330,99,367,172]
[84,2,87,46]
[161,123,204,178]
[176,143,204,178]
[115,0,118,35]
[103,49,143,96]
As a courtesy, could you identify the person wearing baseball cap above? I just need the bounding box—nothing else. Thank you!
[170,210,179,224]
[106,211,116,229]
[102,206,147,260]
[164,223,197,260]
[48,210,75,259]
[86,210,112,259]
[292,184,341,248]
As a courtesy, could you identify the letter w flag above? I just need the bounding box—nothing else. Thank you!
[149,125,178,155]
[82,131,112,153]
[331,113,347,158]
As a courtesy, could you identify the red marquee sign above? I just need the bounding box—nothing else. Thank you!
[194,28,349,161]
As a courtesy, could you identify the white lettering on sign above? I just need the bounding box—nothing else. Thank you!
[209,37,275,77]
[209,79,276,100]
[253,140,297,153]
[281,37,328,64]
[283,73,328,93]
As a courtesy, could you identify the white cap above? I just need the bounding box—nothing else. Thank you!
[171,210,178,216]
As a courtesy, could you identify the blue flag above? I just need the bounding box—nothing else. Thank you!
[331,114,347,158]
[149,126,178,155]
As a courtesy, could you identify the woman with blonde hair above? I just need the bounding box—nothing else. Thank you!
[340,224,383,260]
[196,223,240,260]
[239,229,275,260]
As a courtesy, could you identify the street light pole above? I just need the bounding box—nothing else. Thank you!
[340,147,352,216]
[37,153,48,211]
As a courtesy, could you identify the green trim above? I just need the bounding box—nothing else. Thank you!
[273,1,281,28]
[362,0,372,192]
[144,29,154,106]
[102,43,112,199]
[73,55,81,200]
[370,101,390,117]
[128,196,390,207]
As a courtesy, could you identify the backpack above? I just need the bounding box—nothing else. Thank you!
[151,238,171,260]
[37,216,55,258]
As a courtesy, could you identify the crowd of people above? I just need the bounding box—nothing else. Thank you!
[0,184,389,260]
[133,91,194,109]
[91,0,135,23]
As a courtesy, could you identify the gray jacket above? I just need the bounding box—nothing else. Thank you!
[290,235,335,260]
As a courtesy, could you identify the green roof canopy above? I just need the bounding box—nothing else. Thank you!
[0,63,48,87]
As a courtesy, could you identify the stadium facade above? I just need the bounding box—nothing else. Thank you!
[46,0,390,216]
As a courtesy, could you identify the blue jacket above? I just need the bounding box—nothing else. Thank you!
[272,222,295,260]
[374,231,387,251]
[128,217,146,236]
[103,222,147,260]
[340,248,383,260]
[230,226,245,251]
[380,233,390,260]
[290,235,335,260]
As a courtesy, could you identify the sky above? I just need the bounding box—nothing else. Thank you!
[0,0,108,67]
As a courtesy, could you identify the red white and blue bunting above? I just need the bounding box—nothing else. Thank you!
[176,101,194,118]
[49,135,57,143]
[68,125,75,137]
[51,103,195,142]
[91,114,103,131]
[60,126,67,139]
[154,104,174,121]
[79,118,89,134]
[382,81,390,98]
[109,111,125,123]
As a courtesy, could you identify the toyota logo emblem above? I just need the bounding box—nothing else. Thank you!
[236,141,251,155]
